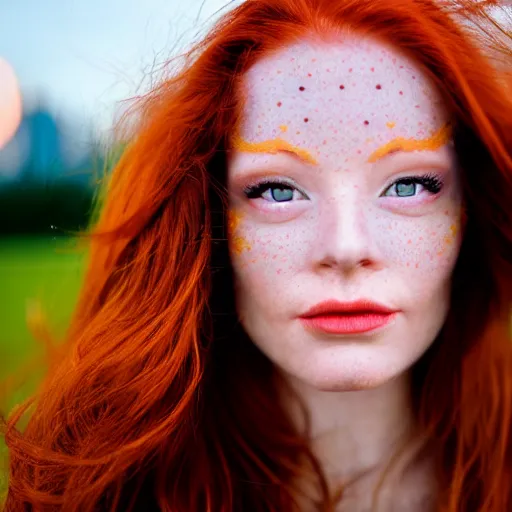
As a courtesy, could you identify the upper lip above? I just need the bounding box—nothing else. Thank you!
[300,299,398,318]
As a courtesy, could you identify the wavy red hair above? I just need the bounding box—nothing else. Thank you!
[2,0,512,510]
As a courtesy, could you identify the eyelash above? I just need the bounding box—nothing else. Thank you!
[243,173,444,202]
[244,177,308,200]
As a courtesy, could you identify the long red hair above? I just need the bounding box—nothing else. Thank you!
[2,0,512,510]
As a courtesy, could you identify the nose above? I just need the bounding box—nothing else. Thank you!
[311,194,379,275]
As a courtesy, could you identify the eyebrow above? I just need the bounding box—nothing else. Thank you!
[231,133,319,165]
[367,123,452,163]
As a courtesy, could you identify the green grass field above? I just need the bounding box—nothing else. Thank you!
[0,236,87,377]
[0,236,87,501]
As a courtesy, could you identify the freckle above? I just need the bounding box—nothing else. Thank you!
[357,149,362,154]
[370,67,375,72]
[349,68,353,72]
[277,269,282,274]
[376,84,382,90]
[277,101,282,107]
[299,86,305,91]
[323,140,327,145]
[399,91,404,95]
[277,70,282,74]
[326,68,330,72]
[419,237,423,241]
[407,239,412,244]
[304,117,309,122]
[296,131,301,135]
[339,84,345,90]
[312,58,316,62]
[415,263,419,268]
[364,120,369,125]
[415,105,420,109]
[272,254,278,260]
[406,262,410,267]
[400,65,404,69]
[412,76,416,79]
[308,73,312,77]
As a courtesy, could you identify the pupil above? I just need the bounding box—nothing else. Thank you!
[272,187,293,201]
[396,181,416,197]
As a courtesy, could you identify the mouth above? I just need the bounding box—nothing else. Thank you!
[299,299,399,335]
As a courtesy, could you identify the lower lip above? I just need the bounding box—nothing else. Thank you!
[299,312,397,335]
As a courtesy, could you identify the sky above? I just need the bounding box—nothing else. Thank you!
[0,1,509,143]
[0,0,240,138]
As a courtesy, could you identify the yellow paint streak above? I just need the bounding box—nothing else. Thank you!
[368,123,451,163]
[443,223,458,246]
[227,210,251,255]
[386,121,396,129]
[232,133,318,165]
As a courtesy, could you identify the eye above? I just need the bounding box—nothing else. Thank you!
[382,173,443,198]
[244,179,309,203]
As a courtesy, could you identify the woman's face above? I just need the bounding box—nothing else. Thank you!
[227,34,463,391]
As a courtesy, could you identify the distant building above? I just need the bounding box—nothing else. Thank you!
[0,99,102,188]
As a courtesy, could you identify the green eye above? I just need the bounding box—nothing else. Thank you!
[382,174,443,198]
[268,187,294,202]
[244,180,308,202]
[393,180,416,197]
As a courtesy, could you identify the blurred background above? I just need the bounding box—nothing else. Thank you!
[0,1,241,406]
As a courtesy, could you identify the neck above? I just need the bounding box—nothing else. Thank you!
[284,372,417,485]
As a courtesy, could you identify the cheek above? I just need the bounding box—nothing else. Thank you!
[229,218,310,279]
[377,211,462,273]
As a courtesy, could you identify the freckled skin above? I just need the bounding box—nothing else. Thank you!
[227,35,463,391]
[228,210,252,255]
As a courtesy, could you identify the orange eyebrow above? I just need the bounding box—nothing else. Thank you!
[368,123,452,163]
[231,133,318,165]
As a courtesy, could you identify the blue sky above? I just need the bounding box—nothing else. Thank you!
[0,0,240,137]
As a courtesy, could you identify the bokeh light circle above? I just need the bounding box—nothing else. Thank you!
[0,58,22,150]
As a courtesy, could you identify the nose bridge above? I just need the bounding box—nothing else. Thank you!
[313,188,373,270]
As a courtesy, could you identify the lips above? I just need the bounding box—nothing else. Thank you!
[299,299,399,335]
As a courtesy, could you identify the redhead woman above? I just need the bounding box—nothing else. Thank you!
[2,0,512,510]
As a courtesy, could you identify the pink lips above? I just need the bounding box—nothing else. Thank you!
[299,299,399,335]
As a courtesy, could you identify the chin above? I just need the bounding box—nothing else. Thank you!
[303,374,392,393]
[288,354,406,392]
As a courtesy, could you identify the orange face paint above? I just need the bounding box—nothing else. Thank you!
[227,209,251,255]
[386,121,396,129]
[368,123,451,163]
[231,133,318,165]
[443,223,458,245]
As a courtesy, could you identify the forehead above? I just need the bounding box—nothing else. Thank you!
[235,35,450,161]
